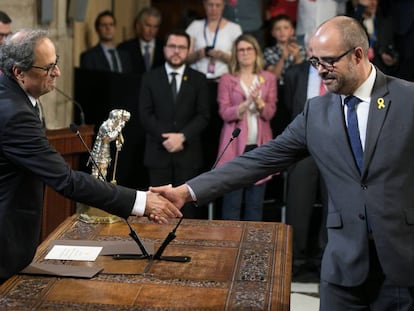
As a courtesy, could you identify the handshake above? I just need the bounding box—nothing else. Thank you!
[144,184,191,224]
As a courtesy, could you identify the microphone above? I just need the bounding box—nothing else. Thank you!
[55,86,86,125]
[70,122,152,259]
[69,123,105,181]
[212,127,241,169]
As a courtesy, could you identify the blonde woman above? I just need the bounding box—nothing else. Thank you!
[216,34,277,220]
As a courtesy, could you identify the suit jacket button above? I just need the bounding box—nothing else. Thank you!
[361,184,367,190]
[359,214,365,220]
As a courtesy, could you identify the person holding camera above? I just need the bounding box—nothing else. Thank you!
[264,14,305,86]
[185,0,242,80]
[264,14,305,138]
[346,0,398,76]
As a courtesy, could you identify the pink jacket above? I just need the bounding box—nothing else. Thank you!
[215,71,277,183]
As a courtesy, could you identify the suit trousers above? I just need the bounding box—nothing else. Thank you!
[320,240,414,310]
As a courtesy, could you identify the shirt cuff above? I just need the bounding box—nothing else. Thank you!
[131,191,146,216]
[187,184,197,201]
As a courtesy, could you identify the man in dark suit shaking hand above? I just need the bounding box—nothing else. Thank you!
[0,29,182,284]
[152,16,414,310]
[140,30,209,219]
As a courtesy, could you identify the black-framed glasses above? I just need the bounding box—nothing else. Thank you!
[308,47,355,71]
[31,55,59,75]
[166,44,188,51]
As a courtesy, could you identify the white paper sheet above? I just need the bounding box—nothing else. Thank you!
[45,245,103,261]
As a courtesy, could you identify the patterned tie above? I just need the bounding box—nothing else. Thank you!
[108,49,120,72]
[170,72,178,101]
[344,96,363,173]
[144,44,151,71]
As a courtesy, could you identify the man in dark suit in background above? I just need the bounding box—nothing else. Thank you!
[152,16,414,310]
[80,10,131,73]
[284,34,328,281]
[0,29,181,284]
[118,7,165,74]
[139,30,209,219]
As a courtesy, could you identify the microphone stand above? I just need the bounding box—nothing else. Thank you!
[209,128,241,219]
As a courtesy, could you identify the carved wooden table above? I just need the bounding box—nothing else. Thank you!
[0,215,292,310]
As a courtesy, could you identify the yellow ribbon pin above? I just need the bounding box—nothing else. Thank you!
[377,98,385,109]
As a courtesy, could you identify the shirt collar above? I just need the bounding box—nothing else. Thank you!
[140,39,155,49]
[100,44,116,53]
[342,64,376,103]
[165,63,186,76]
[353,64,376,102]
[27,94,37,107]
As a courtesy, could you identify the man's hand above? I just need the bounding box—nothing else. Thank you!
[149,184,192,220]
[162,133,185,153]
[145,191,183,224]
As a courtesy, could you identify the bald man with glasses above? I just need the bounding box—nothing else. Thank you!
[152,16,414,310]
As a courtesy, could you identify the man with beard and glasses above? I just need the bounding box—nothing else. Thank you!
[150,16,414,310]
[139,30,209,219]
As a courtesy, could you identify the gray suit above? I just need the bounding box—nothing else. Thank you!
[187,69,414,287]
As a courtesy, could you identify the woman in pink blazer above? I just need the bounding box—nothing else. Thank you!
[216,34,277,220]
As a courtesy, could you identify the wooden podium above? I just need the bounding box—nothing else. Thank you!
[41,125,94,241]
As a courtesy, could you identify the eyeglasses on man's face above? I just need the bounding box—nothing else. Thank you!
[31,55,59,75]
[307,47,356,71]
[165,44,188,51]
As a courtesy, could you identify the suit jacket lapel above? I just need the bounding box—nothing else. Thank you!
[229,74,245,98]
[362,70,390,177]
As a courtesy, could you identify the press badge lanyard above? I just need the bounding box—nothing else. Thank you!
[203,17,222,49]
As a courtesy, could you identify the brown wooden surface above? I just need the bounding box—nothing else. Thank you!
[0,215,292,310]
[42,125,95,241]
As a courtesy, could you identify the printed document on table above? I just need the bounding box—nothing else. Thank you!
[45,245,103,261]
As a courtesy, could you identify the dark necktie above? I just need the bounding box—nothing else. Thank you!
[108,49,120,72]
[144,44,151,71]
[35,100,45,127]
[345,95,363,173]
[34,101,41,119]
[170,72,178,101]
